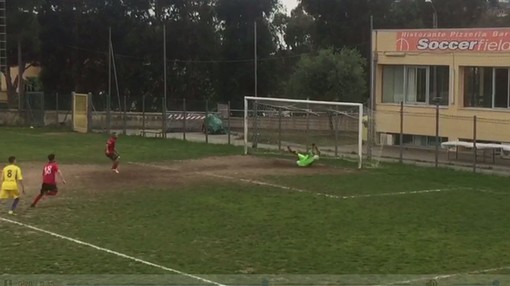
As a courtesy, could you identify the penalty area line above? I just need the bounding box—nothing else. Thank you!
[200,172,457,200]
[0,217,226,286]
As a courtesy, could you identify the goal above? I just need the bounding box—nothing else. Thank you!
[244,96,364,169]
[72,92,91,133]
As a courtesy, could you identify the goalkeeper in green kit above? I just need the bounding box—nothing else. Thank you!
[287,143,321,167]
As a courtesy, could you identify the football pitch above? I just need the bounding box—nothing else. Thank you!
[2,127,510,285]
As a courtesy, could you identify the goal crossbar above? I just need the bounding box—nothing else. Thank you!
[244,96,363,108]
[244,96,364,169]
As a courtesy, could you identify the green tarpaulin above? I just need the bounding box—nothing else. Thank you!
[203,114,226,134]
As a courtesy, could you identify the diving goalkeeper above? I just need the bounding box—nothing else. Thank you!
[287,144,321,167]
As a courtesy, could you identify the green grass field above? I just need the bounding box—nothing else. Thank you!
[1,127,510,285]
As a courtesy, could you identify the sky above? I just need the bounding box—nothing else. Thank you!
[281,0,299,14]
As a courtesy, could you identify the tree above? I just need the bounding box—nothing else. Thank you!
[434,0,488,28]
[6,0,41,107]
[286,48,367,102]
[300,0,372,51]
[284,5,314,53]
[216,0,279,106]
[38,0,222,111]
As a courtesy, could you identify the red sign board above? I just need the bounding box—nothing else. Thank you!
[396,29,510,52]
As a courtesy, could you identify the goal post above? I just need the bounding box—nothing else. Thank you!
[244,96,364,169]
[72,92,92,133]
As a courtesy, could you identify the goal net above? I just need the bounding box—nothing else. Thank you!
[244,96,364,168]
[72,92,91,133]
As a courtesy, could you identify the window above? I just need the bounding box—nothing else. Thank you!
[382,66,404,103]
[405,67,428,103]
[382,65,449,105]
[464,67,493,108]
[431,66,450,105]
[464,67,510,108]
[398,134,447,147]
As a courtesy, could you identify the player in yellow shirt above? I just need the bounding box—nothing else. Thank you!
[1,156,25,215]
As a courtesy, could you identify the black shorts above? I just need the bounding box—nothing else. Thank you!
[41,183,58,195]
[106,153,119,161]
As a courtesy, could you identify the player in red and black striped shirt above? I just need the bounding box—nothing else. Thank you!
[105,133,120,173]
[31,153,66,208]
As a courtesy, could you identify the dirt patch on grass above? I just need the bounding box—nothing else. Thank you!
[165,155,347,178]
[9,162,206,199]
[11,155,347,202]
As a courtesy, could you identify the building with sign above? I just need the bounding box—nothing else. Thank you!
[373,27,510,147]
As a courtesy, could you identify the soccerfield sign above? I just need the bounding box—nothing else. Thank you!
[396,28,510,52]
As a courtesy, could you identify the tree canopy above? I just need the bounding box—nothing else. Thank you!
[5,0,510,107]
[286,48,367,102]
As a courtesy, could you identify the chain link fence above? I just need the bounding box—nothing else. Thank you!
[366,103,510,172]
[5,92,510,172]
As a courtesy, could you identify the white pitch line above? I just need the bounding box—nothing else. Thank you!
[130,162,457,200]
[478,189,510,195]
[202,172,457,200]
[0,217,226,286]
[380,264,510,286]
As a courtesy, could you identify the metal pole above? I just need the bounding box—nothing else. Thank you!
[163,24,167,139]
[17,39,22,113]
[123,95,127,135]
[227,101,231,145]
[254,21,258,98]
[107,27,112,134]
[72,92,75,130]
[252,21,259,149]
[161,97,165,138]
[41,92,45,127]
[205,100,209,144]
[87,93,92,133]
[56,92,59,125]
[142,94,145,136]
[252,101,258,148]
[334,113,339,157]
[435,101,439,167]
[244,97,248,155]
[367,15,375,161]
[111,41,122,125]
[432,10,438,151]
[399,101,404,163]
[306,98,310,150]
[278,108,282,151]
[183,98,187,141]
[358,105,363,169]
[473,115,477,173]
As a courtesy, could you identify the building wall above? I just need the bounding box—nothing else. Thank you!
[374,28,510,143]
[0,65,42,102]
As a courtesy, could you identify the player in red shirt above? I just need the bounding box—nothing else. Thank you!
[105,133,120,173]
[30,153,66,208]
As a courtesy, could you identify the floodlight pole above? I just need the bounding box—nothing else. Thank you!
[244,97,248,155]
[163,24,167,139]
[107,27,112,134]
[252,20,259,148]
[358,105,363,169]
[254,21,258,99]
[435,99,439,167]
[427,0,439,134]
[368,15,374,161]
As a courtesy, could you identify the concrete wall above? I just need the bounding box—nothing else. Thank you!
[1,109,360,133]
[0,110,24,125]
